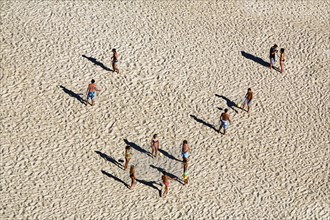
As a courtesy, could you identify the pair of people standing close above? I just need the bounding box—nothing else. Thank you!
[219,88,253,134]
[269,44,286,73]
[84,49,119,106]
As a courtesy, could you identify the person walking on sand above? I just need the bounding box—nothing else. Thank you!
[129,165,136,190]
[279,48,285,73]
[124,146,132,170]
[162,174,176,198]
[269,44,278,70]
[86,79,101,106]
[242,88,253,113]
[111,48,119,74]
[151,134,160,158]
[219,109,231,135]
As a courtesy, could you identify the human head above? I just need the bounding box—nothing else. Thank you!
[91,79,95,83]
[248,88,251,91]
[280,48,285,53]
[224,109,228,113]
[183,140,188,145]
[126,145,131,150]
[112,48,116,53]
[153,134,157,138]
[274,44,278,48]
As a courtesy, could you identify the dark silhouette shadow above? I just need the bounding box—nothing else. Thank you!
[158,148,181,162]
[124,139,152,157]
[150,165,184,185]
[136,178,162,196]
[95,151,123,169]
[82,55,112,71]
[190,114,218,132]
[101,170,129,188]
[215,94,239,113]
[241,51,269,68]
[59,85,86,104]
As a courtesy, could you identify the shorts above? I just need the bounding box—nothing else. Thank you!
[87,92,96,100]
[244,98,252,107]
[220,120,229,130]
[182,152,189,159]
[164,182,169,187]
[270,57,275,65]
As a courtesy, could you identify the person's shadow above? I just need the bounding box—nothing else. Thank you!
[150,165,184,185]
[136,178,162,197]
[190,114,218,132]
[124,139,153,158]
[215,94,239,113]
[101,170,129,188]
[95,151,123,169]
[241,51,269,68]
[158,148,181,162]
[59,85,86,104]
[82,55,112,71]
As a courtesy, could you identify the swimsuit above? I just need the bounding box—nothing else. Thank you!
[126,151,132,160]
[182,152,189,159]
[164,182,169,187]
[221,120,229,130]
[244,98,252,107]
[87,92,96,100]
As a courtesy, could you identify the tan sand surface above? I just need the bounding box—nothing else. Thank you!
[1,0,329,219]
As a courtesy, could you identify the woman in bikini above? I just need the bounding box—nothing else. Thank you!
[111,48,119,74]
[129,165,136,190]
[162,174,176,198]
[151,134,160,158]
[124,145,132,170]
[279,48,285,73]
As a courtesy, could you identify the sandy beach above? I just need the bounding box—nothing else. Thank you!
[1,0,329,219]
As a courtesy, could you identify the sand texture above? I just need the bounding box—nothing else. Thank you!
[1,0,330,219]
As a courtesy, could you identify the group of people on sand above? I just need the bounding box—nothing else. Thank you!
[124,136,191,198]
[219,88,253,135]
[270,44,286,73]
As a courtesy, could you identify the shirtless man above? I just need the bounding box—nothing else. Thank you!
[219,109,231,135]
[242,88,253,113]
[86,79,101,106]
[269,44,278,70]
[111,48,119,74]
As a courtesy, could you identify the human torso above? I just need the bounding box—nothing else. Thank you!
[88,83,97,92]
[280,53,285,61]
[246,91,253,101]
[152,138,159,147]
[221,113,230,121]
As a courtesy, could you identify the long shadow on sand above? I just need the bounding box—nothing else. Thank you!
[190,114,218,132]
[95,151,123,169]
[124,139,153,158]
[136,178,162,197]
[101,170,129,188]
[82,55,112,71]
[241,51,269,68]
[158,148,181,162]
[215,94,239,113]
[150,165,184,185]
[59,85,86,104]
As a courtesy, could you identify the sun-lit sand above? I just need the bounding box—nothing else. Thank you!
[1,0,329,219]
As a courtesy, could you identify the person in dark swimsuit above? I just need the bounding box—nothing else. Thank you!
[111,48,119,74]
[279,48,285,73]
[269,44,278,70]
[151,134,160,158]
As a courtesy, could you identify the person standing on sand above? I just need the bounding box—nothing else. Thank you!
[242,88,253,113]
[269,44,278,70]
[162,174,176,198]
[129,165,136,190]
[124,146,132,170]
[151,134,160,158]
[219,109,231,135]
[86,79,101,106]
[111,48,119,74]
[279,48,286,73]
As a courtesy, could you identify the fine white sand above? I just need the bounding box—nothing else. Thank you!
[1,0,329,219]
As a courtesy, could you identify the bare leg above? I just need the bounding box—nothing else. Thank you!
[163,186,168,197]
[92,100,95,106]
[280,61,284,73]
